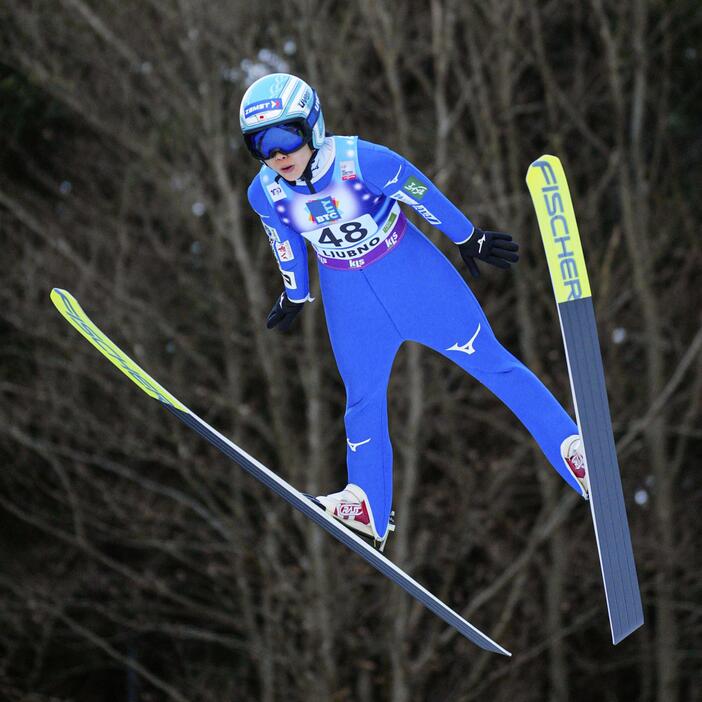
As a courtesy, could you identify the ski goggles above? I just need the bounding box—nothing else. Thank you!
[244,121,310,160]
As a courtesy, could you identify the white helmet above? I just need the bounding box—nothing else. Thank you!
[239,73,325,160]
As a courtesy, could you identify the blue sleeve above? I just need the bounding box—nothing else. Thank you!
[247,178,311,302]
[357,139,475,245]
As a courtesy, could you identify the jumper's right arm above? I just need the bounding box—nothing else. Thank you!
[247,179,311,303]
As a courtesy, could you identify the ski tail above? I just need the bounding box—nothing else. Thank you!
[526,157,644,644]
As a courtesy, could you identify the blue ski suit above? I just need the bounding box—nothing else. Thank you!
[248,136,580,539]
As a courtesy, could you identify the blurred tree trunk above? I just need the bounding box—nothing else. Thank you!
[360,1,423,696]
[592,1,679,699]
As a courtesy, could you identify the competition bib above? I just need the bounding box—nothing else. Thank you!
[310,204,407,270]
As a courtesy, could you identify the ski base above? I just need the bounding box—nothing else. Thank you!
[559,296,644,643]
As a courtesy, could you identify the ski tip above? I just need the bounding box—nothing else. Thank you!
[527,153,559,171]
[51,288,84,317]
[51,288,83,318]
[50,287,70,304]
[50,289,190,413]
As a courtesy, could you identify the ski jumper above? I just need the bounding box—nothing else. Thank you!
[248,136,580,539]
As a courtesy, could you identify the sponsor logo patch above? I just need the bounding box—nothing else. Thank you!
[337,503,363,517]
[281,269,297,290]
[244,98,283,119]
[384,164,403,188]
[390,189,418,205]
[262,222,280,243]
[340,160,357,181]
[306,196,342,224]
[402,176,429,200]
[276,241,294,262]
[347,437,371,452]
[530,158,589,301]
[446,323,481,356]
[385,231,399,249]
[298,89,311,109]
[266,182,286,202]
[414,204,441,225]
[390,191,440,224]
[382,212,398,233]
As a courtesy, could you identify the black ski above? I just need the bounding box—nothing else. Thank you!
[51,288,510,656]
[526,156,644,644]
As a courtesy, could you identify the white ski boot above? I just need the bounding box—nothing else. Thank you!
[561,434,589,500]
[315,483,395,551]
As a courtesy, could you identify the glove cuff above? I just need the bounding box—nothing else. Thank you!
[454,225,477,246]
[286,293,315,305]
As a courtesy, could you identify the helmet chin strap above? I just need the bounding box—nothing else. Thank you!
[300,148,319,181]
[277,147,319,191]
[276,137,332,192]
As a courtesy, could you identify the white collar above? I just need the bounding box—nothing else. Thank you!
[293,137,335,185]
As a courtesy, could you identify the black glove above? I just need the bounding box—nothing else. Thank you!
[266,292,305,332]
[458,228,519,277]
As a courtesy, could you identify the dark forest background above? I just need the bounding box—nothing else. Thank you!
[1,1,701,701]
